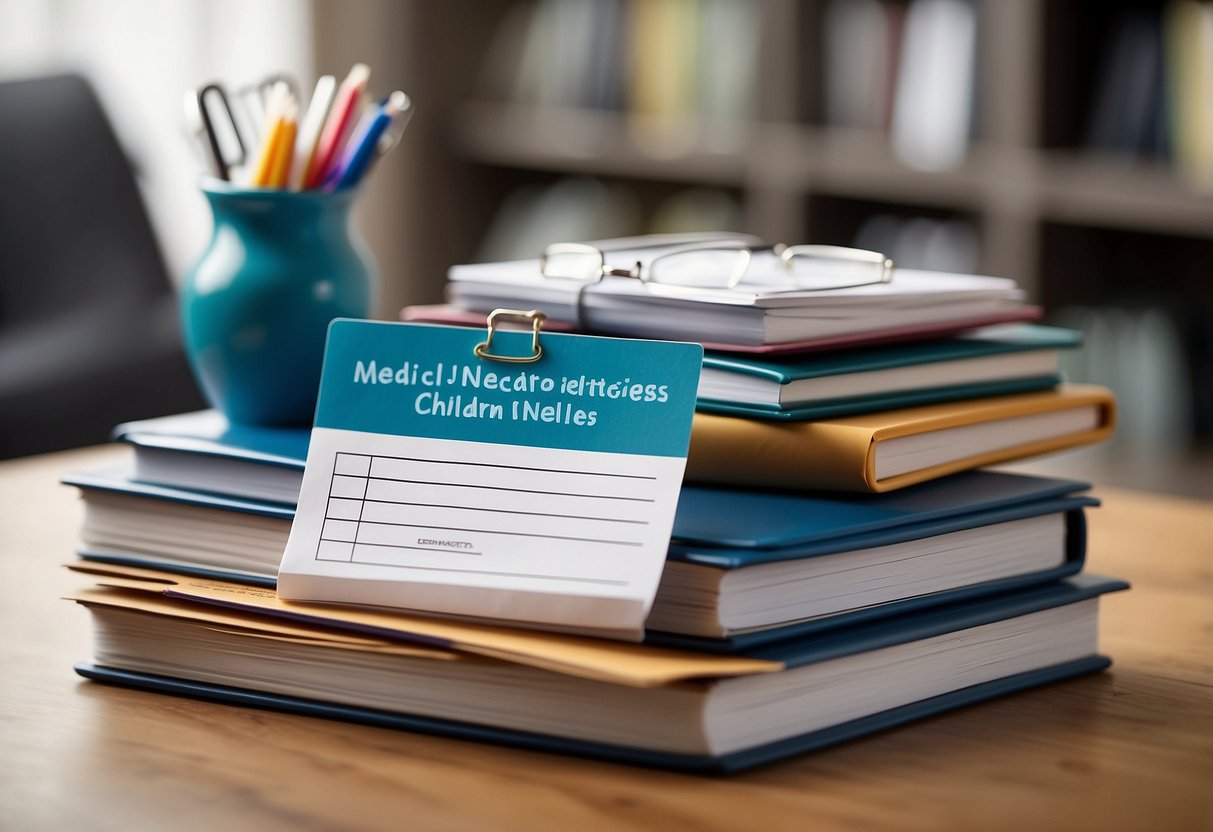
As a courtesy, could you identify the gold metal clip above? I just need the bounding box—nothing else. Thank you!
[473,308,547,363]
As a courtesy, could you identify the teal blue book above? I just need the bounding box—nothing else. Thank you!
[64,467,1094,650]
[73,574,1129,773]
[113,410,308,505]
[697,324,1082,419]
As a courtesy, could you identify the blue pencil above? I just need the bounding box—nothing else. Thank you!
[326,90,411,190]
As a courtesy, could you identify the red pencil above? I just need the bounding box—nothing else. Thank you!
[302,63,370,189]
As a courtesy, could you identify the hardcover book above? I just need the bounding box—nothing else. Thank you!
[686,385,1117,492]
[65,467,1097,648]
[696,324,1079,419]
[70,573,1129,772]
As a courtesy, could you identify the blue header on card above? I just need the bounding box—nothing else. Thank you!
[314,320,703,457]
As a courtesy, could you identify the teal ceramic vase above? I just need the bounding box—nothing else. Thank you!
[181,179,376,426]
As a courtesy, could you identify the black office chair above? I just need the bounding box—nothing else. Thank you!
[0,73,205,458]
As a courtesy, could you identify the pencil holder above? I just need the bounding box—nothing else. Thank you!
[181,179,377,426]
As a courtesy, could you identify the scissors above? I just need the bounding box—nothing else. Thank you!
[185,83,248,182]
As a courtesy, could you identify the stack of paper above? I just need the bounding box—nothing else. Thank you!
[446,252,1037,350]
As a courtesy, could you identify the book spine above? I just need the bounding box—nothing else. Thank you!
[686,413,874,492]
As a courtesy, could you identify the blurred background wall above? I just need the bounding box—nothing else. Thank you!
[0,0,1209,495]
[0,0,313,281]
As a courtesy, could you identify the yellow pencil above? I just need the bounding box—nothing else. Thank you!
[249,82,293,187]
[266,112,297,188]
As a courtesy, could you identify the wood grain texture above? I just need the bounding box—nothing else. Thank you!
[1,446,1210,831]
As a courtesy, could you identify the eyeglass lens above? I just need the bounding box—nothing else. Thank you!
[783,250,888,288]
[648,248,750,288]
[541,249,603,282]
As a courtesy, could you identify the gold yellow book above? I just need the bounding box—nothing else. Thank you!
[686,385,1116,493]
[628,0,695,118]
[1166,1,1213,184]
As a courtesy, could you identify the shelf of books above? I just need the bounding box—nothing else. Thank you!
[423,0,1211,451]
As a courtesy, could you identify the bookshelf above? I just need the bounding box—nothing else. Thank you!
[394,0,1213,445]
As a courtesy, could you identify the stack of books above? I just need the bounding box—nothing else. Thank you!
[64,247,1128,772]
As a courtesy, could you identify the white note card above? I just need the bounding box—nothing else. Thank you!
[277,319,703,640]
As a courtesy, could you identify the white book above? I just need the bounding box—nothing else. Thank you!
[448,248,1028,347]
[74,579,1119,763]
[891,0,976,171]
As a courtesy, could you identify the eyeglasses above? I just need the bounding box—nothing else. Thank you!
[539,241,895,294]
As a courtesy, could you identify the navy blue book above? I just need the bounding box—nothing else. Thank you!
[73,574,1128,772]
[65,466,1096,650]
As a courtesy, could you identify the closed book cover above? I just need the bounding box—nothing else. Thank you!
[113,411,308,504]
[672,469,1091,555]
[686,385,1117,492]
[658,471,1096,644]
[72,574,1129,772]
[114,410,309,467]
[658,505,1091,649]
[697,324,1079,419]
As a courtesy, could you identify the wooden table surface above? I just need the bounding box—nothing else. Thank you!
[1,445,1210,832]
